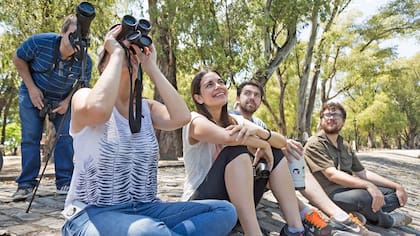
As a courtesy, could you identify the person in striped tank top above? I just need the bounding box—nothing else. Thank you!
[61,24,237,236]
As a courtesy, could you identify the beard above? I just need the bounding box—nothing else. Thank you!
[321,122,342,134]
[239,102,257,115]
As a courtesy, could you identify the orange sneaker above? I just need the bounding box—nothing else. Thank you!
[302,209,333,236]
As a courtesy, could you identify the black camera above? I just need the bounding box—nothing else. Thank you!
[69,2,95,61]
[76,2,95,40]
[255,159,270,179]
[39,99,59,121]
[117,15,153,51]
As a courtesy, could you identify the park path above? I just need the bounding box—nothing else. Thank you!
[0,149,419,235]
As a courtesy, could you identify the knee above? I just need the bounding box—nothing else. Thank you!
[208,200,238,231]
[219,200,238,222]
[128,218,170,236]
[226,153,252,168]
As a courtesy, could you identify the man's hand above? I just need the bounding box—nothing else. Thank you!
[395,184,408,207]
[366,183,385,212]
[28,86,44,110]
[282,139,303,163]
[52,99,70,115]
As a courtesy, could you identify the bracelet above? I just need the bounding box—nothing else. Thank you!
[263,128,271,141]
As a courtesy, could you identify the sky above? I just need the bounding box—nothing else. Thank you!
[1,1,418,58]
[344,0,419,58]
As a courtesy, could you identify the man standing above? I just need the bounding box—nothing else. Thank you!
[12,15,92,201]
[304,102,411,228]
[232,80,379,235]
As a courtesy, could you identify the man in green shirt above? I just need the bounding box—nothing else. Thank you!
[304,102,411,228]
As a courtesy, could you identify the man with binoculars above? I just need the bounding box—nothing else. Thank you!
[12,12,93,201]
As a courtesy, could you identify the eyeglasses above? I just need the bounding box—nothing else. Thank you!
[321,112,343,119]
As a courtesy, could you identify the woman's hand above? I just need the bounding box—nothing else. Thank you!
[225,124,252,143]
[226,121,262,143]
[104,25,124,55]
[282,139,303,163]
[252,144,274,171]
[130,43,157,75]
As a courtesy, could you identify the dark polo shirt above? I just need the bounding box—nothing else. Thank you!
[304,130,364,195]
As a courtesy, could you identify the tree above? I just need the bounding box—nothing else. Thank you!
[0,0,117,152]
[381,55,420,148]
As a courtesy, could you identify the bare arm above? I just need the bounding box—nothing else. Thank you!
[355,169,407,206]
[226,119,287,148]
[13,54,44,109]
[226,119,302,162]
[143,45,190,131]
[190,116,274,168]
[71,26,125,133]
[322,167,385,212]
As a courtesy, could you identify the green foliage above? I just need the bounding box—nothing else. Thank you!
[0,0,418,150]
[4,122,21,153]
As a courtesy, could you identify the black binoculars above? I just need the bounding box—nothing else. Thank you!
[254,159,270,179]
[117,15,153,51]
[39,99,59,121]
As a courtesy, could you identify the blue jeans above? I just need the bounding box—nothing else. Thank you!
[17,88,74,189]
[62,200,237,236]
[330,186,399,228]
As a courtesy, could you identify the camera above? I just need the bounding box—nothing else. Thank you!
[69,2,95,61]
[39,99,59,121]
[75,2,95,40]
[255,159,270,179]
[117,15,153,51]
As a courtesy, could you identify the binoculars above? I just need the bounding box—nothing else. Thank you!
[117,15,153,51]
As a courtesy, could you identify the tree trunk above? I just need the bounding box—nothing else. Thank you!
[276,68,287,135]
[367,124,376,148]
[297,5,319,138]
[149,0,181,160]
[407,126,417,149]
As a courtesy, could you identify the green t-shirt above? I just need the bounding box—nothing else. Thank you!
[304,131,364,194]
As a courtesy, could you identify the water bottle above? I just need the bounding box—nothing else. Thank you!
[288,156,305,190]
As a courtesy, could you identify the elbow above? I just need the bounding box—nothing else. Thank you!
[171,112,191,129]
[180,112,191,126]
[84,105,113,124]
[12,54,24,68]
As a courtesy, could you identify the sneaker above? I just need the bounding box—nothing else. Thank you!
[279,225,306,236]
[330,214,380,236]
[390,212,412,227]
[56,185,70,195]
[303,209,333,236]
[349,212,366,226]
[12,187,34,201]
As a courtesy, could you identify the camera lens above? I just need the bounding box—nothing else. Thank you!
[77,2,95,17]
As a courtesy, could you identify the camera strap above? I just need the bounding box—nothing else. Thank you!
[124,48,143,134]
[30,36,61,75]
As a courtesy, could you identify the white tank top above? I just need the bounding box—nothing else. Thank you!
[65,100,159,207]
[181,112,244,200]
